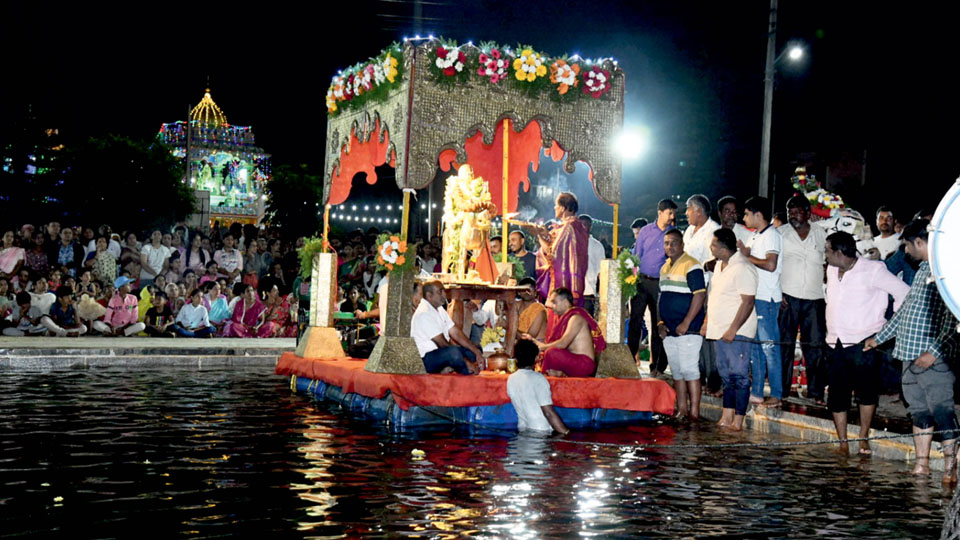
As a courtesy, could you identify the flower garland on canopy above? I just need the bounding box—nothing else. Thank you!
[549,58,580,96]
[325,44,404,116]
[791,166,845,218]
[375,233,415,273]
[325,39,623,117]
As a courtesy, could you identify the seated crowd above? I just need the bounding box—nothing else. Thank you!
[0,221,307,339]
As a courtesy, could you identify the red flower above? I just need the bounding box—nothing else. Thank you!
[437,46,448,58]
[443,66,456,76]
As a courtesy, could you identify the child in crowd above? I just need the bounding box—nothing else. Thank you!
[43,285,87,336]
[98,283,115,308]
[183,269,199,296]
[30,278,57,315]
[1,291,46,336]
[173,288,214,338]
[12,268,32,293]
[93,276,146,336]
[164,255,182,285]
[200,261,219,285]
[137,284,156,323]
[48,269,62,290]
[144,291,176,338]
[77,270,96,297]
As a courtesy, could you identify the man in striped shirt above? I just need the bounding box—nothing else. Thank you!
[866,219,960,483]
[659,229,706,419]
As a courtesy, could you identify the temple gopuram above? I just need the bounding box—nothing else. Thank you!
[157,89,272,227]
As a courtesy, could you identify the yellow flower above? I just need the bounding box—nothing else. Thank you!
[325,90,337,113]
[625,275,637,285]
[383,53,399,83]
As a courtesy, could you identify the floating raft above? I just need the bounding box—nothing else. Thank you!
[277,353,676,432]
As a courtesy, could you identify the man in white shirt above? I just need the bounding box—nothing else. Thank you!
[777,195,829,403]
[410,280,482,374]
[717,196,753,246]
[738,196,783,408]
[214,233,244,284]
[682,194,722,267]
[578,214,607,317]
[139,230,172,287]
[507,339,570,435]
[705,228,758,431]
[823,231,909,455]
[873,206,901,260]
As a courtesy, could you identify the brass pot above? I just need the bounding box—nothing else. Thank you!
[486,351,509,372]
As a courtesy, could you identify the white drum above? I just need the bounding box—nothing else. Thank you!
[929,177,960,320]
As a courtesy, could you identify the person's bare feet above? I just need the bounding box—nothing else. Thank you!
[761,397,782,408]
[838,441,850,454]
[912,457,930,475]
[858,441,872,456]
[440,366,456,374]
[545,369,566,377]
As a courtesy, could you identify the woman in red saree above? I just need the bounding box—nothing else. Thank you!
[223,284,266,338]
[258,284,297,338]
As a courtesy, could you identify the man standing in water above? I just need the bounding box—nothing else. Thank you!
[705,229,758,431]
[523,288,606,377]
[507,338,570,435]
[824,231,908,455]
[866,219,960,482]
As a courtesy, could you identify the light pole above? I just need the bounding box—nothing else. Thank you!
[758,0,804,199]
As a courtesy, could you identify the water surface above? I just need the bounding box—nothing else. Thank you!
[0,368,950,538]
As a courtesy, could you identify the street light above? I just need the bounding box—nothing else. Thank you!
[758,0,806,200]
[615,126,651,161]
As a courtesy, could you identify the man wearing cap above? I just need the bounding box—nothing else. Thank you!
[93,276,146,336]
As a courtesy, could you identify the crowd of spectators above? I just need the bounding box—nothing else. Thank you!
[0,221,307,339]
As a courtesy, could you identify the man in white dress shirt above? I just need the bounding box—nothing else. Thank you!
[578,214,607,317]
[777,195,828,402]
[682,194,722,268]
[411,280,483,375]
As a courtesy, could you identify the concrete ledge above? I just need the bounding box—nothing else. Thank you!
[0,336,294,370]
[699,395,945,471]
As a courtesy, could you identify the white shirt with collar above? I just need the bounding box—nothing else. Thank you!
[683,219,721,268]
[584,235,606,296]
[777,224,826,300]
[411,298,456,358]
[745,224,783,303]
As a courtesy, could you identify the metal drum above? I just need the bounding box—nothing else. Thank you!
[930,177,960,320]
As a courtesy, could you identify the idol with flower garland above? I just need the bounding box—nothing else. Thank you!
[441,165,499,282]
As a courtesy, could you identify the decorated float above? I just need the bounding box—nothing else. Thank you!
[158,88,272,227]
[277,38,675,431]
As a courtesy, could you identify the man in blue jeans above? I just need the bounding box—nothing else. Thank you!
[411,280,483,375]
[739,196,784,408]
[705,229,758,431]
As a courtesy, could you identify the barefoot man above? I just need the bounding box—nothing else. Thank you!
[522,287,606,377]
[865,219,960,483]
[704,229,758,431]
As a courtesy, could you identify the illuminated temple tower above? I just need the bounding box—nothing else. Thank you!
[157,88,271,227]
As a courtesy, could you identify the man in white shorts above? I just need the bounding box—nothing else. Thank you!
[658,229,707,419]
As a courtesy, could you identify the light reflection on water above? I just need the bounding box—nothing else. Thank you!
[0,368,951,538]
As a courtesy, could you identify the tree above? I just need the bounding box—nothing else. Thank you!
[59,135,195,231]
[264,164,323,239]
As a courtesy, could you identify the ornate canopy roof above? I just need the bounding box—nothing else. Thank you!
[190,88,228,127]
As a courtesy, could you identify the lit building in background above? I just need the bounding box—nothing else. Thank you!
[157,88,272,228]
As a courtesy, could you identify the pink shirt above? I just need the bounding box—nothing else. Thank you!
[105,293,140,327]
[825,258,910,347]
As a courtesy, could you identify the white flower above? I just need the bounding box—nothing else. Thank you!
[436,57,445,68]
[624,259,635,269]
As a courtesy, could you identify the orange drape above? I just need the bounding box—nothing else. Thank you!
[329,118,397,206]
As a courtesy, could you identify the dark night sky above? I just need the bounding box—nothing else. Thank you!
[3,1,958,221]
